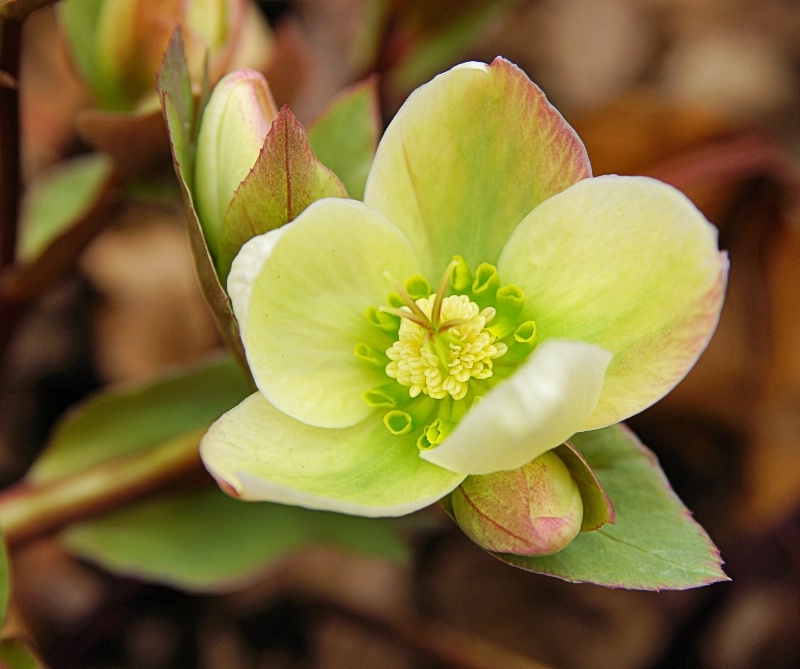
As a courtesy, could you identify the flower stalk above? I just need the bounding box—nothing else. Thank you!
[0,15,21,270]
[0,429,206,547]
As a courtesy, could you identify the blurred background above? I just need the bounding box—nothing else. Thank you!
[1,0,799,667]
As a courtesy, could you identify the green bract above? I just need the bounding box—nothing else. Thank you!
[200,60,727,539]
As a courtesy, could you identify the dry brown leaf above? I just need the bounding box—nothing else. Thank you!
[79,203,220,383]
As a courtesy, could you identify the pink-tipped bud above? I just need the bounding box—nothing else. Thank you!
[68,0,242,110]
[451,450,583,555]
[194,69,278,259]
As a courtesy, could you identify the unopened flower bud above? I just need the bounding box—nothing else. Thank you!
[451,450,583,556]
[61,0,243,110]
[194,69,278,259]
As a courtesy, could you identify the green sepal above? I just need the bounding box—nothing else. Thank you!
[216,106,348,280]
[554,441,614,532]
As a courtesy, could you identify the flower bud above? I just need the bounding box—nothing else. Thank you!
[451,450,583,555]
[61,0,244,111]
[194,69,278,259]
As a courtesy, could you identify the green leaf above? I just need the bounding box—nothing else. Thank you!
[308,78,380,200]
[157,29,196,182]
[217,106,348,280]
[495,425,729,590]
[62,488,408,593]
[28,356,253,485]
[0,638,45,669]
[158,29,250,370]
[16,154,114,263]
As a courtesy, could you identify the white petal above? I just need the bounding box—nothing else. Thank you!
[420,340,612,475]
[226,226,286,338]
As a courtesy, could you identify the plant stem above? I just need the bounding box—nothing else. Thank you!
[0,15,21,269]
[0,430,206,546]
[0,1,59,20]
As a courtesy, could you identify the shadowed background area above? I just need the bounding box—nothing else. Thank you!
[0,0,799,667]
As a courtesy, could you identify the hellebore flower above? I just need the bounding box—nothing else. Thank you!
[200,59,727,553]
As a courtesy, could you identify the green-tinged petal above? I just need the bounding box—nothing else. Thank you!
[227,227,286,339]
[364,58,590,275]
[242,198,421,428]
[499,176,727,430]
[420,340,612,475]
[200,393,465,516]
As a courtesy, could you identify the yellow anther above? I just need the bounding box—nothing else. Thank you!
[386,294,506,400]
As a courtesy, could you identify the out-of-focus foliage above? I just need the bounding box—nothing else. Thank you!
[27,356,251,484]
[16,154,113,264]
[62,488,408,592]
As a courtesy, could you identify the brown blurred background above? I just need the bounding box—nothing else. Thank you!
[2,0,800,667]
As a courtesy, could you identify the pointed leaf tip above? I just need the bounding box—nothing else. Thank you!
[216,105,347,280]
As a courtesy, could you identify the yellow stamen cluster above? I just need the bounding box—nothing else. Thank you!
[386,294,508,400]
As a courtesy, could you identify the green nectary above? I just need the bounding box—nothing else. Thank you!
[359,257,538,450]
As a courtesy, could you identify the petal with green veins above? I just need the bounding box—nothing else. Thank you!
[364,57,590,276]
[499,176,728,430]
[242,198,421,428]
[420,340,612,475]
[201,393,465,516]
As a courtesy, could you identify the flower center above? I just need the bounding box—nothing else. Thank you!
[385,294,507,400]
[358,256,538,448]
